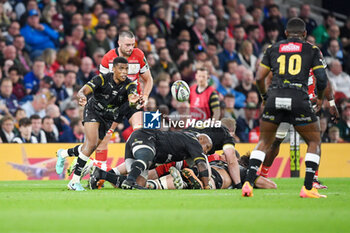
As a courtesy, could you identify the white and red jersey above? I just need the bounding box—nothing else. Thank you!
[100,48,149,92]
[308,69,317,100]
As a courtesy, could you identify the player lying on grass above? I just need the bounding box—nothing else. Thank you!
[55,57,141,191]
[89,152,276,190]
[110,128,212,189]
[69,118,242,188]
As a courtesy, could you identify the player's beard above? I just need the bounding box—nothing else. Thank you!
[120,48,132,57]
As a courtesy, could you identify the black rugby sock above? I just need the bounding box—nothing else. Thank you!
[304,161,318,190]
[68,145,80,157]
[127,161,146,182]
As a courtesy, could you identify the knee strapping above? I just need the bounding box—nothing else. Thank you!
[133,147,154,168]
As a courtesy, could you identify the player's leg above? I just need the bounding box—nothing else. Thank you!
[146,167,184,190]
[122,130,155,189]
[254,176,277,189]
[128,111,143,130]
[67,122,101,190]
[261,122,289,177]
[294,122,326,198]
[242,121,278,197]
[89,166,127,189]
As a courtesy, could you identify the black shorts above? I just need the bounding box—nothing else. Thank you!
[262,89,317,126]
[125,129,157,160]
[114,102,142,123]
[83,102,113,140]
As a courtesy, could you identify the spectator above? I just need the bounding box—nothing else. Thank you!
[2,45,26,74]
[223,93,237,119]
[312,12,336,46]
[13,35,32,74]
[64,24,86,58]
[226,60,240,88]
[190,17,209,50]
[4,21,20,45]
[214,5,228,29]
[235,69,260,98]
[327,59,350,97]
[218,38,240,71]
[262,23,280,46]
[116,11,130,28]
[63,70,77,98]
[8,66,26,101]
[0,3,10,31]
[97,12,110,27]
[205,14,218,42]
[106,24,118,50]
[249,7,265,43]
[262,4,285,41]
[42,48,56,77]
[30,114,46,143]
[45,103,68,138]
[76,56,96,86]
[59,117,84,142]
[153,47,178,77]
[41,116,57,142]
[246,24,262,57]
[172,3,194,37]
[226,12,241,38]
[14,108,26,131]
[328,126,344,143]
[322,24,342,51]
[233,24,246,51]
[206,42,219,69]
[237,40,258,73]
[323,39,344,65]
[90,2,103,28]
[20,9,59,58]
[92,47,106,69]
[62,101,79,123]
[21,92,47,118]
[216,72,246,108]
[82,12,94,41]
[336,101,350,142]
[235,102,260,142]
[152,74,173,110]
[12,117,38,143]
[299,4,317,35]
[86,26,110,57]
[179,60,195,84]
[0,78,19,116]
[23,57,45,95]
[51,70,68,105]
[0,115,15,143]
[153,7,171,38]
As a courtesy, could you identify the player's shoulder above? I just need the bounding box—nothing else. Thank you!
[131,48,145,58]
[103,49,118,59]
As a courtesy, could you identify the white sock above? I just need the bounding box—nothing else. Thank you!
[112,167,121,175]
[71,174,80,183]
[61,149,69,158]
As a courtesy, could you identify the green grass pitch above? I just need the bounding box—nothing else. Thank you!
[1,178,349,233]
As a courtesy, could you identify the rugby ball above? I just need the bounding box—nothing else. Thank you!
[171,80,190,102]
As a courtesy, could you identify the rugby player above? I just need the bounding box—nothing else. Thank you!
[242,18,328,198]
[260,46,339,189]
[55,57,140,191]
[65,31,153,172]
[90,129,212,189]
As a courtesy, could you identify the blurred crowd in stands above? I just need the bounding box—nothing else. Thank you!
[0,0,350,143]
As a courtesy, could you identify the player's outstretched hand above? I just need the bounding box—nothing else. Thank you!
[139,94,149,109]
[329,105,340,123]
[77,93,87,106]
[129,93,140,108]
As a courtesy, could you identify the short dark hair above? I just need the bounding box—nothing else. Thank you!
[95,25,106,32]
[246,24,259,34]
[42,116,52,123]
[268,4,279,11]
[19,117,31,127]
[55,70,65,76]
[8,66,20,74]
[119,30,135,39]
[224,93,235,99]
[30,114,41,121]
[113,57,128,66]
[286,17,306,34]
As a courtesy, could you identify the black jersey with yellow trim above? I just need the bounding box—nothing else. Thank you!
[85,72,137,111]
[149,129,207,164]
[184,126,235,154]
[261,38,325,94]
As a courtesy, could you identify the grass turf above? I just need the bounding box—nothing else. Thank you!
[0,178,349,233]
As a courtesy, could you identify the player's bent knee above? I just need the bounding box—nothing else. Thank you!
[133,146,155,168]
